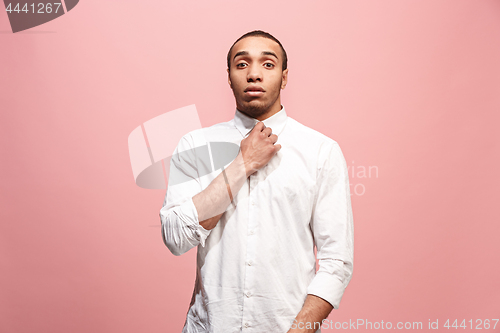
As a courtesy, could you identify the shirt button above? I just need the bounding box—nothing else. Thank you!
[247,260,253,266]
[249,230,254,235]
[244,322,249,328]
[245,291,252,298]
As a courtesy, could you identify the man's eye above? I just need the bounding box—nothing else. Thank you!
[264,63,275,68]
[236,63,247,68]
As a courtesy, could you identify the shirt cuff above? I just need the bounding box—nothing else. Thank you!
[306,271,346,309]
[178,196,211,247]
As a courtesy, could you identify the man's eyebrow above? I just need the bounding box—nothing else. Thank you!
[261,51,278,60]
[233,51,279,61]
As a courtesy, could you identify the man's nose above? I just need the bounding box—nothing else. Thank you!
[247,64,262,82]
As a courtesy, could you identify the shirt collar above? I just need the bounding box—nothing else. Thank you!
[234,105,288,138]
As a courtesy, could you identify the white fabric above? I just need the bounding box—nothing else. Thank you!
[160,106,354,333]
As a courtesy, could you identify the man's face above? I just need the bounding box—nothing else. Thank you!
[227,36,288,119]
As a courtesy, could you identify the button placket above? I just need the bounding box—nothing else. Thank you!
[243,172,257,326]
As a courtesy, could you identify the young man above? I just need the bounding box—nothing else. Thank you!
[160,30,354,333]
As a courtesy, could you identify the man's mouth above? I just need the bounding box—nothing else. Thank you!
[244,86,265,97]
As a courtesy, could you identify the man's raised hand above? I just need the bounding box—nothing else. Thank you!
[239,121,281,177]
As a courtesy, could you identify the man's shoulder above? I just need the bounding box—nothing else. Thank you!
[286,117,339,147]
[287,117,346,169]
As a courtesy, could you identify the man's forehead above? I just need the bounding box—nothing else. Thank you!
[232,37,281,59]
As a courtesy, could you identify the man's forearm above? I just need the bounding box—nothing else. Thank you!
[287,294,333,333]
[193,151,249,230]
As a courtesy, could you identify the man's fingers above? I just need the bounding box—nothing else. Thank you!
[257,121,266,130]
[251,121,265,135]
[262,127,273,137]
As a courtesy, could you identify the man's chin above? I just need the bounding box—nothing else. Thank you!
[239,102,269,118]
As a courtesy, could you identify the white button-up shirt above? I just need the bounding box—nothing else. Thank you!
[160,106,354,333]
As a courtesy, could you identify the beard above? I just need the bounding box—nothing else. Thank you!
[238,99,274,118]
[232,79,282,119]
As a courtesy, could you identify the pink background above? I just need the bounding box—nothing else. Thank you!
[1,0,499,332]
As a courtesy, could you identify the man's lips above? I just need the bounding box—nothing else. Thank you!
[244,86,265,97]
[245,91,265,97]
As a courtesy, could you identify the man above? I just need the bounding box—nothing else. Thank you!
[160,30,354,333]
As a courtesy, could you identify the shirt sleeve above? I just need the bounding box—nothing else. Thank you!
[306,142,354,309]
[159,133,212,256]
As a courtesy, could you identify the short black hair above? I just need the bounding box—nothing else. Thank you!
[227,30,288,72]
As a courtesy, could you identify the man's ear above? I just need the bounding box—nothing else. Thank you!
[281,68,289,89]
[227,68,232,87]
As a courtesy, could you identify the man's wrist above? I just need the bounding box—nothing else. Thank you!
[234,151,253,178]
